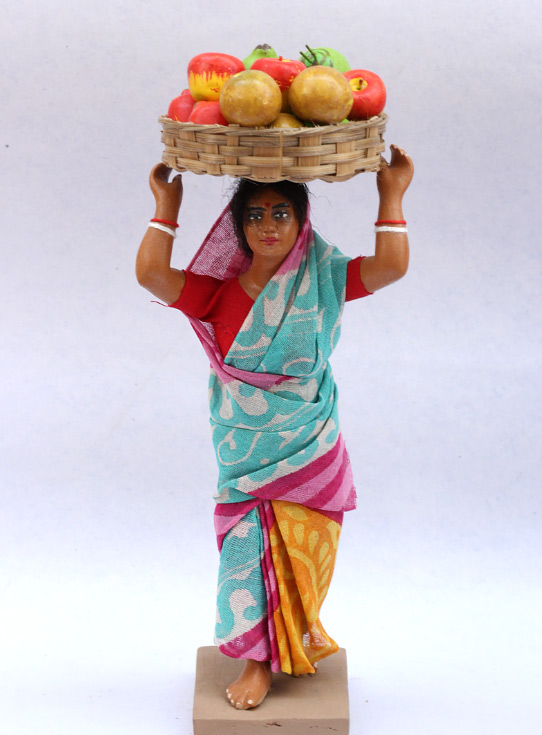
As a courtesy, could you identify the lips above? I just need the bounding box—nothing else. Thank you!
[261,237,279,244]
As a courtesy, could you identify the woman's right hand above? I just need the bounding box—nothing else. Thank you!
[135,163,186,304]
[149,163,183,219]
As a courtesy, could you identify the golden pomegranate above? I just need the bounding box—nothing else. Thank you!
[219,70,282,126]
[288,66,353,124]
[267,113,304,128]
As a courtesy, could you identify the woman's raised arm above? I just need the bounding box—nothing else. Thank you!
[135,163,186,304]
[359,145,414,293]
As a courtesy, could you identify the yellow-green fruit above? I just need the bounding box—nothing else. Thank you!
[289,66,353,124]
[267,113,304,129]
[219,70,282,126]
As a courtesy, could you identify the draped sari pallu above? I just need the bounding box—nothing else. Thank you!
[186,207,357,676]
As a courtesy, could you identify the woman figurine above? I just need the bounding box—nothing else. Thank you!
[136,146,413,710]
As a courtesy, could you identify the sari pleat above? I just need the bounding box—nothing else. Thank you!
[269,501,342,675]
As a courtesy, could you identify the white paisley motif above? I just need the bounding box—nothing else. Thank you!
[216,429,263,466]
[228,334,272,355]
[227,383,269,416]
[218,380,234,420]
[263,271,295,326]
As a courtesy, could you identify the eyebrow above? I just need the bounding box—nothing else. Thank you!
[246,202,291,211]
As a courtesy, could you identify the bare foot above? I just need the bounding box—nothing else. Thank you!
[226,659,272,710]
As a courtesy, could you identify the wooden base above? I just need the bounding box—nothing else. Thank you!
[193,646,349,735]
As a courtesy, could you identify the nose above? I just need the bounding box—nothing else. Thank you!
[261,212,278,232]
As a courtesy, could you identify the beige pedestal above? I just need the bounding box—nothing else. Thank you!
[193,646,349,735]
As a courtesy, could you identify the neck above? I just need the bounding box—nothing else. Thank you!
[239,255,284,300]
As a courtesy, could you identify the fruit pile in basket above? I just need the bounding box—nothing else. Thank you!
[167,45,386,129]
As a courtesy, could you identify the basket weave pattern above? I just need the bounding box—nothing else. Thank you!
[159,113,387,183]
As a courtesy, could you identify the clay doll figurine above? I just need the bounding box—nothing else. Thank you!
[136,146,413,710]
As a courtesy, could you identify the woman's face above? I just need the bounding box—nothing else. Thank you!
[243,188,300,264]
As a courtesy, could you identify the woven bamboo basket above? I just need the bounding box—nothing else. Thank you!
[159,113,387,183]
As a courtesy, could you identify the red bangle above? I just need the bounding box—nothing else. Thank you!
[374,220,406,226]
[150,217,179,229]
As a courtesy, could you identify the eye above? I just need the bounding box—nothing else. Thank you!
[273,209,291,222]
[246,211,263,224]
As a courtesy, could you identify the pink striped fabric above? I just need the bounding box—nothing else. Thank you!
[218,617,271,662]
[247,434,356,512]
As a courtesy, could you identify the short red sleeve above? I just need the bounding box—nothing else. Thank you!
[346,256,372,301]
[168,271,254,357]
[168,270,224,318]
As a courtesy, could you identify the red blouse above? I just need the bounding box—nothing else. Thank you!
[170,256,371,358]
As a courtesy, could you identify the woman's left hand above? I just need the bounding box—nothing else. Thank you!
[377,145,414,201]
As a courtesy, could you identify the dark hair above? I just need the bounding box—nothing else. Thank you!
[229,179,309,256]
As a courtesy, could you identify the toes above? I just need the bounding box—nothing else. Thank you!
[226,688,244,710]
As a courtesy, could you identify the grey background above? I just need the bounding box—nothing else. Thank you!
[2,1,541,733]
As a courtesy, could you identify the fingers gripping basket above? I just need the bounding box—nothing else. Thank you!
[159,113,387,183]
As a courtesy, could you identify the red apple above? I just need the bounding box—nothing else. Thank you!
[344,69,386,120]
[250,57,305,111]
[188,101,228,125]
[188,53,245,101]
[167,89,195,121]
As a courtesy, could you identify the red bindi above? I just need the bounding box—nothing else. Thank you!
[264,202,271,208]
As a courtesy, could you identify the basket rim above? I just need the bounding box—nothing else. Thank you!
[159,112,387,182]
[158,112,388,138]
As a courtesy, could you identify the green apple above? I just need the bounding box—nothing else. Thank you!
[243,44,278,69]
[299,45,351,73]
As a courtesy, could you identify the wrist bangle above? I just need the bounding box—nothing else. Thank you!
[150,217,179,228]
[374,226,408,233]
[375,219,406,226]
[148,221,176,238]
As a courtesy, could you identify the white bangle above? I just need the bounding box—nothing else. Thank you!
[148,221,176,238]
[374,226,408,233]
